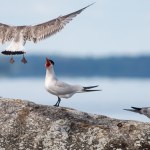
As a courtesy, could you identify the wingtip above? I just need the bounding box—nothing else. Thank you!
[83,85,99,90]
[81,2,96,10]
[96,89,102,91]
[123,107,142,114]
[87,2,96,7]
[93,85,99,88]
[123,109,135,112]
[83,89,101,92]
[131,106,142,110]
[92,2,97,5]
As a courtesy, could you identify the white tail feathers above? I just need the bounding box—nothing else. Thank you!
[2,38,26,55]
[1,41,26,55]
[6,40,26,52]
[1,31,26,55]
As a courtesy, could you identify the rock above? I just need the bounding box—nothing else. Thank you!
[0,98,150,150]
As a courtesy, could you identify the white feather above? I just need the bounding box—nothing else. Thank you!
[5,32,26,53]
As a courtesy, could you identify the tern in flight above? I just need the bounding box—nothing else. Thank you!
[45,58,101,107]
[0,3,94,64]
[124,106,150,119]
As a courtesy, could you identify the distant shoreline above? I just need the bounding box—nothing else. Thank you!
[1,55,150,78]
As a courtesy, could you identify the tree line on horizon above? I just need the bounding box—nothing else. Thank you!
[0,55,150,78]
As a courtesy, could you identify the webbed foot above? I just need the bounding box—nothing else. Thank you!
[9,56,15,64]
[21,55,28,64]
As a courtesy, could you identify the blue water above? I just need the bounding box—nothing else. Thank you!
[0,77,150,122]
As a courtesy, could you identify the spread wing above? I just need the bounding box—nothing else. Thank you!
[28,3,94,43]
[0,3,94,45]
[0,23,16,45]
[0,23,26,45]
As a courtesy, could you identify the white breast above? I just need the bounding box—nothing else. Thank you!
[45,77,58,96]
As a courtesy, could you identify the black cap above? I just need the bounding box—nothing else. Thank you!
[49,59,54,65]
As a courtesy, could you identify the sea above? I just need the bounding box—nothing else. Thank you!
[0,77,150,122]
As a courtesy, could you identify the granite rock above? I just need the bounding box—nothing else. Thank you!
[0,98,150,150]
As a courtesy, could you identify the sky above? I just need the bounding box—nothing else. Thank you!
[1,0,150,57]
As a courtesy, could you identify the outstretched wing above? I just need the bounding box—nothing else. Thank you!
[0,23,16,45]
[28,3,94,43]
[0,3,94,45]
[0,23,26,45]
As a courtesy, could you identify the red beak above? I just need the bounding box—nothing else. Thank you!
[45,57,51,68]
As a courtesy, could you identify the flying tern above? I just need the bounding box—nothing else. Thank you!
[0,3,94,64]
[124,106,150,119]
[45,58,101,107]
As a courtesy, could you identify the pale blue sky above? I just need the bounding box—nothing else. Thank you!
[1,0,150,57]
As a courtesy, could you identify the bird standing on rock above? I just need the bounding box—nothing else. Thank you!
[44,58,101,107]
[0,3,94,64]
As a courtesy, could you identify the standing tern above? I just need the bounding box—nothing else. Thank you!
[0,3,94,64]
[124,107,150,119]
[45,58,101,107]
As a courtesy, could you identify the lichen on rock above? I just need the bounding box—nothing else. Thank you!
[0,98,150,149]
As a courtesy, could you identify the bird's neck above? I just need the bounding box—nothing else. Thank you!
[46,67,57,80]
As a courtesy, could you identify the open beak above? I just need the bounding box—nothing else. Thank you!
[45,57,51,68]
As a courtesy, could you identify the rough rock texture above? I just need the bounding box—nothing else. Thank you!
[0,98,150,150]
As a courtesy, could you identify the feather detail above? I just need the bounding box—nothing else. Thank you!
[1,32,26,55]
[0,3,94,51]
[31,3,94,43]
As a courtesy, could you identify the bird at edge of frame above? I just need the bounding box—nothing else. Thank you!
[124,106,150,119]
[0,3,95,64]
[44,57,101,107]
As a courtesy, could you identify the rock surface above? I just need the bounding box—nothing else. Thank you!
[0,98,150,150]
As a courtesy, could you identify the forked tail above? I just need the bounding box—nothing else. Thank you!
[83,85,101,92]
[124,107,142,114]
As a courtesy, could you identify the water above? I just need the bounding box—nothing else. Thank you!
[0,77,150,122]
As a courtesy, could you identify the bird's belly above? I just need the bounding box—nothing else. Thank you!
[46,88,58,96]
[59,93,74,99]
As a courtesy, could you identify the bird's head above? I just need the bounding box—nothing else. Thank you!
[45,57,54,68]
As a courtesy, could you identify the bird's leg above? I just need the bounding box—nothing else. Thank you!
[21,54,28,64]
[57,97,61,107]
[54,101,58,106]
[54,97,61,107]
[9,55,15,64]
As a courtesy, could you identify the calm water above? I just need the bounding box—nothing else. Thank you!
[0,77,150,122]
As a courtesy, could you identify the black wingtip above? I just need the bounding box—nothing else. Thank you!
[83,85,99,89]
[131,106,142,111]
[83,89,101,92]
[124,107,142,114]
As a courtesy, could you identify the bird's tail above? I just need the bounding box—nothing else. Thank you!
[1,41,26,55]
[1,33,26,55]
[82,85,101,92]
[124,107,142,114]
